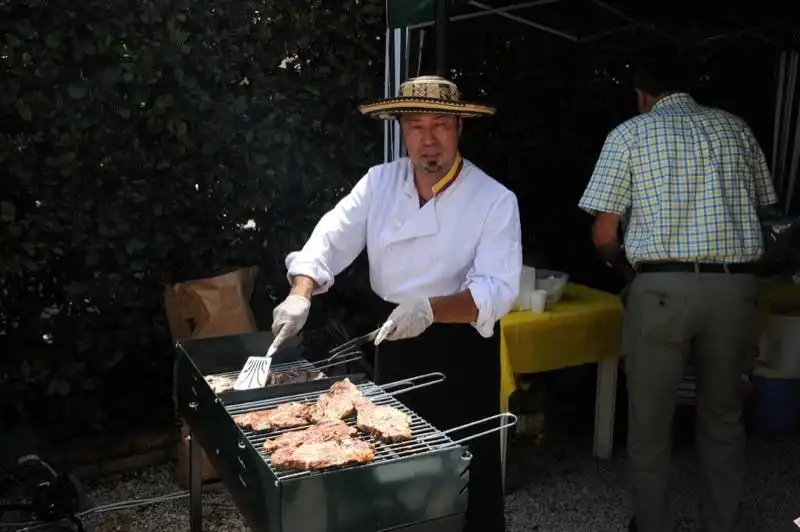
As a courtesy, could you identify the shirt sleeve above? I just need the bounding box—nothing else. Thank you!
[463,190,523,338]
[578,127,633,216]
[743,126,778,207]
[284,169,373,295]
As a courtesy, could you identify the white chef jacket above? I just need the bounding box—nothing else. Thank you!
[285,157,522,337]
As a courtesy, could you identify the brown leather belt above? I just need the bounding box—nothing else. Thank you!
[636,261,760,274]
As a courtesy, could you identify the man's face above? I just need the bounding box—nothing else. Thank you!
[400,113,462,176]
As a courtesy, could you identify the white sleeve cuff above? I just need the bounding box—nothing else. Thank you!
[285,252,334,295]
[467,283,497,338]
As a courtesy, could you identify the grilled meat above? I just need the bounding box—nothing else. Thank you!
[205,369,325,394]
[308,378,364,423]
[268,369,325,386]
[263,420,357,453]
[354,398,413,442]
[270,438,375,470]
[234,380,360,432]
[234,402,313,432]
[205,374,236,394]
[234,379,361,432]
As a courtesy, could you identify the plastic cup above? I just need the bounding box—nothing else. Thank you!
[529,289,548,313]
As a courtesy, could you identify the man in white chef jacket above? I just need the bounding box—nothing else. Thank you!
[271,75,522,532]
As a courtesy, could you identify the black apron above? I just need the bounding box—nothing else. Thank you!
[365,295,505,532]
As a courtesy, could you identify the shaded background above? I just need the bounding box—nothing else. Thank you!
[0,0,798,441]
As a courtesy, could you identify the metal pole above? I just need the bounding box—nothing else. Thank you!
[435,0,449,76]
[383,27,391,163]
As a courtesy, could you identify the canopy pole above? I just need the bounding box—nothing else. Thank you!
[435,0,449,76]
[384,27,391,163]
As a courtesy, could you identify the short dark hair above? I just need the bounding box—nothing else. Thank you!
[630,52,689,96]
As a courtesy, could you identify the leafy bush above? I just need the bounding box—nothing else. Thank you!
[0,0,385,436]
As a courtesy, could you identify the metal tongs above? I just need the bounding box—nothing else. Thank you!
[326,327,381,359]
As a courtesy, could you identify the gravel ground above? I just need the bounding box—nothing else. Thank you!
[4,433,799,532]
[504,433,800,532]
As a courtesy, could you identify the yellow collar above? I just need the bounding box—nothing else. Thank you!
[431,153,463,196]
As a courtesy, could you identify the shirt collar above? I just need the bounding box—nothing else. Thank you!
[403,154,464,199]
[652,92,695,111]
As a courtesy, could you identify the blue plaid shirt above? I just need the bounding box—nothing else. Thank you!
[578,93,778,264]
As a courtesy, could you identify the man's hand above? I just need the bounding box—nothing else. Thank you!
[593,213,636,282]
[374,298,434,345]
[271,294,311,339]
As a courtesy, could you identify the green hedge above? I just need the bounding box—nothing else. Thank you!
[0,0,385,436]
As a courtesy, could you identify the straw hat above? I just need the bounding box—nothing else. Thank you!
[358,75,496,120]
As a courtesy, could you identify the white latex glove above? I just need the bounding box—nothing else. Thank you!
[374,298,434,345]
[271,294,311,340]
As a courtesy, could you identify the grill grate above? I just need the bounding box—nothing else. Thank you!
[227,381,457,482]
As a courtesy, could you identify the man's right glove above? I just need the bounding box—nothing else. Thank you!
[271,294,311,340]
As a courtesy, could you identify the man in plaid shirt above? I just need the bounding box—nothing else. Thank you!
[579,56,778,532]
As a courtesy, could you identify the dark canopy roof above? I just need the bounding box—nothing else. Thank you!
[388,0,800,51]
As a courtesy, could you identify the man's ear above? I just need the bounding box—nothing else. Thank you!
[457,117,463,136]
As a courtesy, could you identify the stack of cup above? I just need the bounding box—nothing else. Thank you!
[515,266,537,310]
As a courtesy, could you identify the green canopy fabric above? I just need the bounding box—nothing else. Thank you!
[386,0,436,28]
[387,0,473,28]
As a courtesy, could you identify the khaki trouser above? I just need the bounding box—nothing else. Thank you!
[623,272,760,532]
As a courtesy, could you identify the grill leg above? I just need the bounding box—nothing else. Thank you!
[189,431,203,532]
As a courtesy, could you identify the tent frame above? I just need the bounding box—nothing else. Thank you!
[403,0,779,48]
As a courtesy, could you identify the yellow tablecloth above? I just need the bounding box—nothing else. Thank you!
[500,283,623,410]
[498,278,800,411]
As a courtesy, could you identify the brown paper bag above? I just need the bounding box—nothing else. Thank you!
[164,266,260,487]
[164,265,260,341]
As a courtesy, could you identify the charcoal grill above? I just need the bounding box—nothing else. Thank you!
[175,331,516,532]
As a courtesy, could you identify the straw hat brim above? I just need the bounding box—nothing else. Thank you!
[358,97,496,120]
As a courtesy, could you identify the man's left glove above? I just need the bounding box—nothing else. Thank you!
[374,298,434,345]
